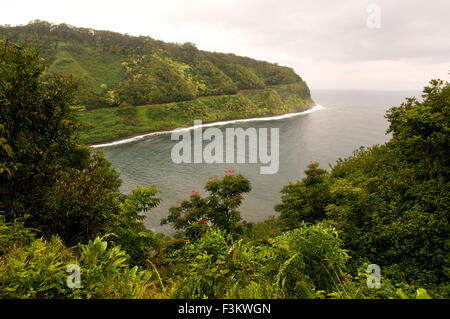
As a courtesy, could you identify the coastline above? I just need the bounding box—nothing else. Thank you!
[90,104,324,148]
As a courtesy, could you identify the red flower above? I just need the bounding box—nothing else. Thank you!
[200,216,205,219]
[66,120,70,124]
[183,214,188,218]
[214,175,218,178]
[203,221,207,224]
[208,177,212,180]
[176,201,179,205]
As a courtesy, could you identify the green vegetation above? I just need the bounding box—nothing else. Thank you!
[1,20,310,109]
[1,38,448,300]
[1,20,313,145]
[161,172,252,240]
[77,83,313,144]
[275,80,450,296]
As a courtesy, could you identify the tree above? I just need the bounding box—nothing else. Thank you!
[0,40,80,224]
[161,173,251,239]
[275,161,331,229]
[0,42,162,256]
[316,79,449,289]
[110,185,163,266]
[385,79,450,179]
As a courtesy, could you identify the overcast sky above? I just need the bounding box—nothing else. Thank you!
[1,0,449,90]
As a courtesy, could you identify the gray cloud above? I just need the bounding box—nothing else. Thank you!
[1,0,449,89]
[152,0,450,63]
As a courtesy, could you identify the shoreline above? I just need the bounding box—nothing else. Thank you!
[90,104,324,148]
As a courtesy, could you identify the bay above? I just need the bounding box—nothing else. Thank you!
[101,89,421,233]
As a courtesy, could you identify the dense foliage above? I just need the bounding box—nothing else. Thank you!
[77,81,313,144]
[276,79,450,295]
[0,21,313,146]
[0,40,447,300]
[161,173,251,239]
[0,41,162,264]
[0,20,310,109]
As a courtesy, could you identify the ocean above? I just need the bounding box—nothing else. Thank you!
[100,89,421,233]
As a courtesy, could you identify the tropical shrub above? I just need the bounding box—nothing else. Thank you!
[169,228,287,299]
[0,236,154,299]
[161,173,251,239]
[0,236,77,298]
[275,161,331,229]
[268,222,349,297]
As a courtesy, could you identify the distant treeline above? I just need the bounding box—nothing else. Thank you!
[0,20,311,108]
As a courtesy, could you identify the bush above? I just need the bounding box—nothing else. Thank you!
[0,236,154,299]
[168,228,287,299]
[275,162,331,229]
[0,236,77,298]
[268,222,349,297]
[0,215,36,256]
[161,173,251,239]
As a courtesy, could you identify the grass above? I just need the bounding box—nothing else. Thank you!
[48,41,124,89]
[75,84,315,145]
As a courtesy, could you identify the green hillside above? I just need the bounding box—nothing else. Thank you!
[47,41,124,89]
[78,84,314,144]
[0,20,311,109]
[1,20,313,144]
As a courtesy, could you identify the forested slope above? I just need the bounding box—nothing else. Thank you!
[0,20,311,109]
